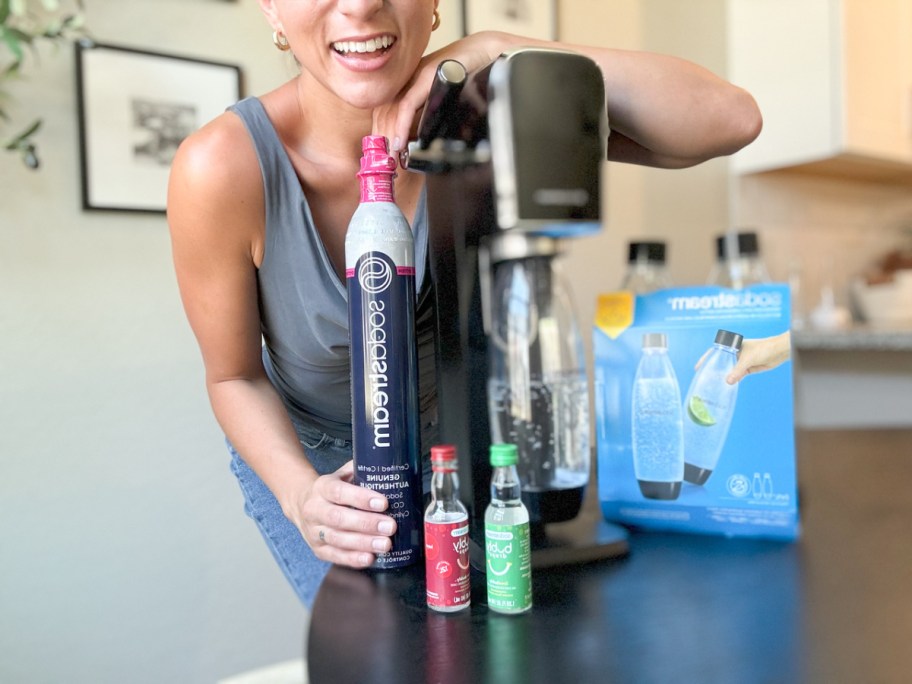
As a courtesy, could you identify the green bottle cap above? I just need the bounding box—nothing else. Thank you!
[489,443,518,467]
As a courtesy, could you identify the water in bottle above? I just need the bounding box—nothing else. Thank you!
[486,235,590,525]
[631,332,684,500]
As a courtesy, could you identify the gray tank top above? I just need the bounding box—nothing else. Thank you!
[228,97,437,445]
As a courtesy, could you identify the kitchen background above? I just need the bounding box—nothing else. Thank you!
[1,0,910,682]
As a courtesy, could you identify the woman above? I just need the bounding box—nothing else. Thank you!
[167,0,761,607]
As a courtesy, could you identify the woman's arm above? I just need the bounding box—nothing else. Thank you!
[167,115,393,568]
[571,44,762,168]
[374,31,761,169]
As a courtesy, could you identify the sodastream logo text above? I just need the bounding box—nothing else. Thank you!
[359,256,394,449]
[667,290,782,311]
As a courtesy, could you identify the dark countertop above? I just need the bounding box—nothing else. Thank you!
[307,429,912,684]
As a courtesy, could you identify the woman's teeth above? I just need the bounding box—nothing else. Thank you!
[332,35,394,55]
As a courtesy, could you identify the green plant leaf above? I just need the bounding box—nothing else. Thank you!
[2,57,20,76]
[2,0,89,169]
[4,117,41,168]
[1,25,32,64]
[4,116,40,149]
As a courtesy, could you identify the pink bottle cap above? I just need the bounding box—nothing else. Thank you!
[358,135,396,202]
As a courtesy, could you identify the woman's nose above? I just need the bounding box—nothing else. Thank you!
[336,0,385,21]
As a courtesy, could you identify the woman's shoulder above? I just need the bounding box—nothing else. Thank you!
[171,108,259,194]
[168,108,265,259]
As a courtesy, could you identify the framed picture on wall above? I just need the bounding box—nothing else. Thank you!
[75,41,242,213]
[464,0,557,40]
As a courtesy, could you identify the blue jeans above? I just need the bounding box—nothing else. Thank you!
[227,423,352,608]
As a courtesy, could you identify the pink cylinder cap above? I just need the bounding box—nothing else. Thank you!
[358,135,396,202]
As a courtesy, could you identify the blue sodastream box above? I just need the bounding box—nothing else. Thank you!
[593,284,800,540]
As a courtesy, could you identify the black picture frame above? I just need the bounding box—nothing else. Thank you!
[75,40,242,213]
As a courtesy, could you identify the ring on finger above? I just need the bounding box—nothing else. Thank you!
[318,528,326,544]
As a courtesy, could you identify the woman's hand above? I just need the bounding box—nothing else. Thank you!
[286,461,397,568]
[372,31,520,155]
[694,332,791,385]
[726,332,792,385]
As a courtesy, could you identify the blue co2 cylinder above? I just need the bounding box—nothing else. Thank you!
[345,135,422,569]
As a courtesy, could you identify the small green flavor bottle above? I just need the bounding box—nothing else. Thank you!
[484,443,532,614]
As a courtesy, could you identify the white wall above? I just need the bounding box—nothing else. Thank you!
[560,0,733,366]
[0,2,307,683]
[0,1,736,682]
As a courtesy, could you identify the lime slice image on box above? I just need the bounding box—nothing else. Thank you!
[688,395,717,426]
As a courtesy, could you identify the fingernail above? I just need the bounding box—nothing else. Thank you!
[372,538,389,552]
[378,520,395,535]
[392,136,401,151]
[369,498,385,511]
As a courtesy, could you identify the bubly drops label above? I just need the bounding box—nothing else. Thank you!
[425,519,471,609]
[484,523,532,612]
[348,250,422,569]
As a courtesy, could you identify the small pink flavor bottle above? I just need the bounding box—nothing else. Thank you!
[424,445,471,612]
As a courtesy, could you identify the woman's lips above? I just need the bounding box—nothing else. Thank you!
[330,35,396,72]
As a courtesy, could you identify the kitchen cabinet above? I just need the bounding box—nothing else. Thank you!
[727,0,912,182]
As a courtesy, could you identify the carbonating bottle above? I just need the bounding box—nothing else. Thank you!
[486,234,590,526]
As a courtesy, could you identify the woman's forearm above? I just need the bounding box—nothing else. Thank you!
[207,374,318,515]
[577,46,762,167]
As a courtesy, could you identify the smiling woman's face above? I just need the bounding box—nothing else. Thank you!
[262,0,438,110]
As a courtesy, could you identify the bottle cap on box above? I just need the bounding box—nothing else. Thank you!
[715,329,744,351]
[642,332,668,348]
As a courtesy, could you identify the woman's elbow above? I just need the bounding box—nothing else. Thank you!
[722,87,763,156]
[680,87,762,166]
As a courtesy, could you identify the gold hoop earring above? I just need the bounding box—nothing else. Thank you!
[432,9,441,31]
[272,30,290,51]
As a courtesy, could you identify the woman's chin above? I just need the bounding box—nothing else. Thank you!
[338,85,400,112]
